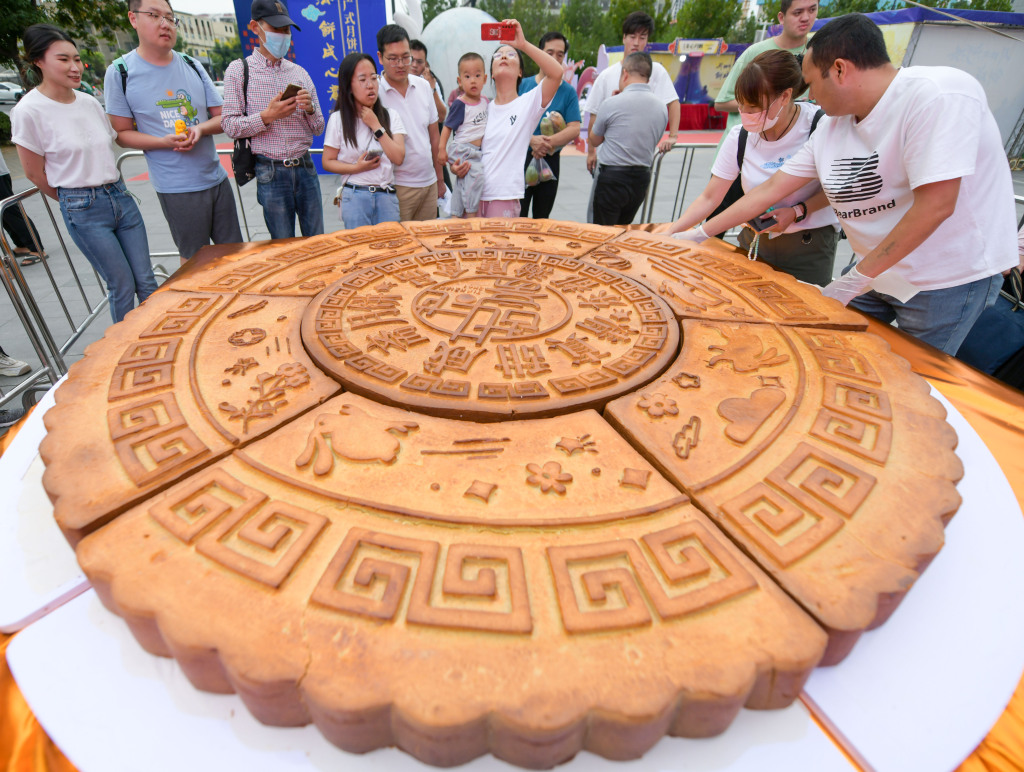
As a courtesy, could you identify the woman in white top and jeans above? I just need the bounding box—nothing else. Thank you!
[656,50,839,286]
[322,52,406,229]
[12,24,156,324]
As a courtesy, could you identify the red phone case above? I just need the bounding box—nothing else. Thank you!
[481,22,515,41]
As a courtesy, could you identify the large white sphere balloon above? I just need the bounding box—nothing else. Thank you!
[421,7,500,104]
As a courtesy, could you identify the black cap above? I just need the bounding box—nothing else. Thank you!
[251,0,300,31]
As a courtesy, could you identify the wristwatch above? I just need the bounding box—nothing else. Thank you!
[373,128,385,139]
[793,201,807,223]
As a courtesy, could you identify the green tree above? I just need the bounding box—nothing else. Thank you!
[80,48,107,86]
[727,13,761,44]
[0,0,133,86]
[560,0,608,69]
[210,36,243,79]
[675,0,744,40]
[605,0,674,43]
[422,0,457,27]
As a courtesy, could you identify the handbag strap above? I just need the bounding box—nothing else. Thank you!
[242,57,249,116]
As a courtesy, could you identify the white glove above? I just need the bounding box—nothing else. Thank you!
[821,264,873,306]
[671,224,710,244]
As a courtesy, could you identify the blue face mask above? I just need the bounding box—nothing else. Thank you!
[259,25,291,60]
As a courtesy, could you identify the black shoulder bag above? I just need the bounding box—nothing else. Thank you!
[231,58,256,186]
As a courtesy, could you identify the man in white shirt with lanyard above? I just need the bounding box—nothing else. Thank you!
[676,13,1017,355]
[584,11,679,176]
[376,24,444,221]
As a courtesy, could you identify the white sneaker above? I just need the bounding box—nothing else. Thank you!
[0,354,31,377]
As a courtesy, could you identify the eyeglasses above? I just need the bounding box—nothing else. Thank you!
[356,74,379,85]
[384,54,413,65]
[410,57,425,66]
[492,51,519,61]
[135,10,180,27]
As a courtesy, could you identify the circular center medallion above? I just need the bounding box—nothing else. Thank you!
[301,249,678,419]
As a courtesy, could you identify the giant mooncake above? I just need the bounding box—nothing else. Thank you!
[40,219,961,768]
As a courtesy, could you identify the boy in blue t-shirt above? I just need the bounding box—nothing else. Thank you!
[518,32,582,219]
[105,0,241,263]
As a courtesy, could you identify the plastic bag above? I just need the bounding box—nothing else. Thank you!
[525,157,557,187]
[438,185,453,218]
[539,110,566,153]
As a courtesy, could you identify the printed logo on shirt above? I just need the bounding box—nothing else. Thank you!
[155,89,199,128]
[833,199,896,220]
[763,155,790,170]
[823,152,883,203]
[510,115,517,126]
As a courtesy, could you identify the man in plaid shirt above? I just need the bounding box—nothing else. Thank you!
[222,0,325,238]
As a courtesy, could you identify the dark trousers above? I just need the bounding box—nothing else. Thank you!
[519,149,561,219]
[592,165,650,226]
[1,173,44,251]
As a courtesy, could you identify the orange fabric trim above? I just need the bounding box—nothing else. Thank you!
[0,633,78,772]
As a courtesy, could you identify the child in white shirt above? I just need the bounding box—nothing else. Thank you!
[439,53,488,218]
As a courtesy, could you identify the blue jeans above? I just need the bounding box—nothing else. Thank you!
[340,185,400,229]
[848,272,1002,355]
[956,293,1024,374]
[255,155,324,239]
[58,180,156,324]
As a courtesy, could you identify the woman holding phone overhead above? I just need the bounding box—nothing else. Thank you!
[448,19,563,218]
[322,52,406,228]
[655,50,839,286]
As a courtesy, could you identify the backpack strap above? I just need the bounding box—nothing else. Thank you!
[113,51,204,96]
[242,57,249,116]
[736,127,748,168]
[810,107,825,134]
[113,54,129,95]
[179,53,204,84]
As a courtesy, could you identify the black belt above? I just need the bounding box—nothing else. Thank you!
[598,164,650,173]
[257,153,312,168]
[344,182,395,193]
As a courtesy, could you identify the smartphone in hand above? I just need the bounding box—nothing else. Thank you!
[481,22,515,41]
[364,149,383,161]
[280,83,301,101]
[747,212,778,231]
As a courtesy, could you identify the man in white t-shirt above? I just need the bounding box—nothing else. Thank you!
[584,11,679,175]
[377,24,443,221]
[678,13,1016,355]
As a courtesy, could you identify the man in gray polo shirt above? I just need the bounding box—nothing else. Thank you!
[588,53,668,226]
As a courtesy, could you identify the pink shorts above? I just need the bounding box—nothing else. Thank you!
[478,199,521,218]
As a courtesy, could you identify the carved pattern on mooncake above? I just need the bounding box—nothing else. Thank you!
[548,521,758,633]
[302,250,677,419]
[107,392,210,487]
[311,527,533,633]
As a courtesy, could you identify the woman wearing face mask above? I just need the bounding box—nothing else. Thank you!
[655,50,839,286]
[322,53,406,228]
[12,23,157,324]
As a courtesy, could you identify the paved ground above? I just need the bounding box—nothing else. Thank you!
[2,130,1023,414]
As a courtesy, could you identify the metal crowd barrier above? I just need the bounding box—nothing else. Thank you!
[114,146,326,246]
[639,141,719,225]
[0,187,109,409]
[0,147,329,410]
